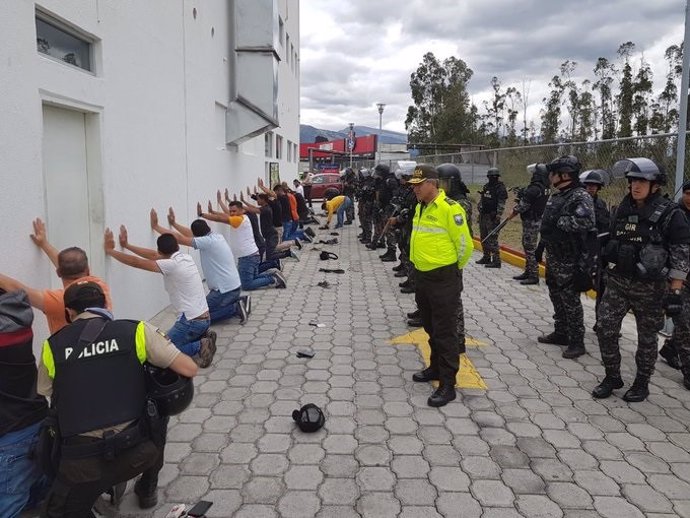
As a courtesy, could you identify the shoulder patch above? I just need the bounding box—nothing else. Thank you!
[444,198,457,205]
[454,214,464,226]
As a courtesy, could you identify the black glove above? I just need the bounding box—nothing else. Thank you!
[663,291,683,317]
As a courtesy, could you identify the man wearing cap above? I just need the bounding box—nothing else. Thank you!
[408,164,473,407]
[38,281,198,516]
[477,168,508,268]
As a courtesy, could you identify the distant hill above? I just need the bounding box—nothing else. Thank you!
[300,124,407,145]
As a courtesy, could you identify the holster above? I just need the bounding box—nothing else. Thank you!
[36,410,61,478]
[144,398,166,448]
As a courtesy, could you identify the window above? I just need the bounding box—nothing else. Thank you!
[36,14,93,72]
[311,175,325,184]
[279,18,284,48]
[265,132,274,158]
[294,143,298,162]
[287,140,293,162]
[276,135,283,159]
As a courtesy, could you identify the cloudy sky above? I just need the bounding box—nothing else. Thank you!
[299,0,686,134]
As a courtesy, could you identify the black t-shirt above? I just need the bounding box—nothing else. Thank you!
[260,205,278,239]
[277,195,292,223]
[268,199,282,227]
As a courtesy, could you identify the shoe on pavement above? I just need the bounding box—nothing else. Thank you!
[240,294,252,315]
[289,249,300,261]
[412,367,439,382]
[134,478,158,509]
[520,277,539,285]
[407,309,421,319]
[273,271,287,289]
[399,279,411,288]
[392,263,405,272]
[407,318,423,327]
[197,331,217,368]
[238,297,249,324]
[562,345,586,359]
[428,384,457,407]
[622,376,650,402]
[394,271,407,278]
[659,343,681,370]
[485,261,501,268]
[476,255,490,265]
[294,238,302,250]
[513,272,529,280]
[537,332,569,346]
[301,234,313,243]
[592,375,624,399]
[400,286,415,294]
[304,227,316,238]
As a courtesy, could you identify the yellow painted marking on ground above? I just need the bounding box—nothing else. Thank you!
[390,329,487,390]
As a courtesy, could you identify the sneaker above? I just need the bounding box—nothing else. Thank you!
[238,298,248,324]
[304,227,316,238]
[197,330,217,368]
[240,294,252,315]
[290,249,300,261]
[302,234,313,244]
[273,271,287,289]
[294,238,303,250]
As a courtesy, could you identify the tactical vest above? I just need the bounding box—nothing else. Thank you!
[540,186,582,247]
[604,195,674,279]
[46,318,147,437]
[479,182,505,214]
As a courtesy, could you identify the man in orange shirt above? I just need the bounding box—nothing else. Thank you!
[0,218,111,333]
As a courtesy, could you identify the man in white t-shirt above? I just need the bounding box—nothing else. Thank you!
[104,226,216,368]
[150,208,249,324]
[199,201,287,291]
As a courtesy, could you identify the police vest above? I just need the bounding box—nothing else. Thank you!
[410,190,473,272]
[540,186,583,246]
[43,318,147,437]
[521,184,550,220]
[479,182,505,214]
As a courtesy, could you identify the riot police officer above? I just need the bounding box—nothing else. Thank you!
[357,168,375,244]
[438,163,474,237]
[38,281,199,516]
[537,156,596,359]
[390,166,418,294]
[512,164,550,284]
[341,168,357,225]
[593,158,690,402]
[368,164,398,259]
[477,168,508,268]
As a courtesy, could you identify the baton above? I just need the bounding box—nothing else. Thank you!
[372,205,401,247]
[480,212,517,245]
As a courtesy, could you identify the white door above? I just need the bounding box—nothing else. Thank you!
[42,105,91,287]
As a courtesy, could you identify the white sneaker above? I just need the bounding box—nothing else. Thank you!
[238,298,248,324]
[290,249,300,261]
[273,271,287,289]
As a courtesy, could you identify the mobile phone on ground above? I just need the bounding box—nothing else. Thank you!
[186,501,213,517]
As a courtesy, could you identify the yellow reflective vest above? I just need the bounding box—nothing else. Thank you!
[410,189,473,272]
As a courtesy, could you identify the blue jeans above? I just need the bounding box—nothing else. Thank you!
[0,421,47,518]
[237,254,275,290]
[167,314,209,356]
[207,288,240,323]
[335,197,353,228]
[287,220,306,240]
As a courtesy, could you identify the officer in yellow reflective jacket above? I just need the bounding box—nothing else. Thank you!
[408,164,473,407]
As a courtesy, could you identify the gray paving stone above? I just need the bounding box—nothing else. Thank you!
[399,506,443,518]
[471,479,514,507]
[622,484,674,513]
[531,458,574,482]
[320,454,360,477]
[547,482,594,509]
[490,445,530,468]
[319,478,359,505]
[233,504,278,518]
[600,460,646,484]
[356,466,396,491]
[357,493,401,518]
[288,444,326,464]
[391,455,431,478]
[461,456,502,480]
[515,495,564,518]
[593,496,645,518]
[573,470,621,496]
[502,468,547,494]
[436,492,482,518]
[209,465,251,489]
[649,474,690,499]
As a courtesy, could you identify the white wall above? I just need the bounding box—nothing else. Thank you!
[0,0,300,342]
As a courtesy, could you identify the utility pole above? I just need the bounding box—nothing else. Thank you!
[348,122,354,168]
[376,103,385,163]
[675,0,690,200]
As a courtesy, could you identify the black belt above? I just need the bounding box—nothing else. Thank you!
[61,421,147,460]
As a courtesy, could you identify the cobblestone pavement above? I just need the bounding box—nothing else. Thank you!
[112,224,690,518]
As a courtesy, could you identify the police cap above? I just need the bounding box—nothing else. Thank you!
[407,164,439,184]
[63,281,106,313]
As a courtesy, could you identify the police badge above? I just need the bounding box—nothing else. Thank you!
[454,214,464,226]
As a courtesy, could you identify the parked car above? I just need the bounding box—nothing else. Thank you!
[309,173,342,200]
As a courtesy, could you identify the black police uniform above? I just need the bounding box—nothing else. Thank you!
[513,171,550,281]
[42,317,160,518]
[478,178,508,264]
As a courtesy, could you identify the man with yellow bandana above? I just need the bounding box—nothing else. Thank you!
[408,164,473,407]
[38,281,198,516]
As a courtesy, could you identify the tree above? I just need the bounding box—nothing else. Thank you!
[560,60,579,140]
[540,75,564,143]
[593,57,617,139]
[405,52,475,144]
[616,42,635,137]
[632,57,653,136]
[576,80,595,141]
[505,86,521,146]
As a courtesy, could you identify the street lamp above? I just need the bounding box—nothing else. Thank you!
[348,122,354,168]
[376,103,385,163]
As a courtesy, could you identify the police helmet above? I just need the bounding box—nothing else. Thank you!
[359,168,371,178]
[547,155,581,176]
[526,163,548,176]
[580,169,606,186]
[436,163,462,179]
[373,164,390,178]
[613,157,667,185]
[144,363,194,417]
[487,167,500,177]
[394,160,417,180]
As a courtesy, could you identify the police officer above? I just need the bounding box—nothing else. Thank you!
[367,164,392,250]
[477,168,508,268]
[536,156,596,359]
[438,163,474,237]
[408,165,473,407]
[357,168,375,244]
[581,169,611,326]
[341,168,357,225]
[512,164,550,284]
[38,281,199,516]
[593,158,690,402]
[389,167,418,294]
[658,180,690,388]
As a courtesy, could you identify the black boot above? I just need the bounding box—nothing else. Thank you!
[476,255,490,265]
[412,367,439,382]
[513,272,529,280]
[400,285,415,294]
[134,477,158,509]
[394,270,407,278]
[622,375,650,402]
[392,263,405,272]
[366,242,378,250]
[360,237,371,244]
[520,276,539,285]
[380,253,397,263]
[592,372,624,399]
[407,318,423,327]
[428,383,457,407]
[537,332,568,346]
[562,343,586,359]
[485,258,501,268]
[399,279,411,288]
[683,369,690,390]
[659,341,682,370]
[407,309,420,319]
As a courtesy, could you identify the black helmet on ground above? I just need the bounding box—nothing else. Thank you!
[144,363,194,417]
[613,157,667,186]
[547,155,581,176]
[580,169,606,186]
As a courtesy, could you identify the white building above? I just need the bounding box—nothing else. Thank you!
[0,0,300,335]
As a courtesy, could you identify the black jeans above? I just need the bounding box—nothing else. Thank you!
[415,264,462,384]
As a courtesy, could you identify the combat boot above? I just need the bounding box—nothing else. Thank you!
[407,309,420,319]
[622,375,650,402]
[592,371,624,399]
[428,382,457,407]
[513,272,529,280]
[394,270,407,278]
[399,279,411,288]
[134,477,158,509]
[366,242,378,250]
[659,340,681,370]
[400,285,415,294]
[520,276,539,285]
[407,318,423,327]
[562,343,586,359]
[537,332,568,346]
[412,367,439,382]
[359,237,370,244]
[485,258,501,268]
[392,263,405,272]
[476,255,490,265]
[683,368,690,390]
[380,250,397,262]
